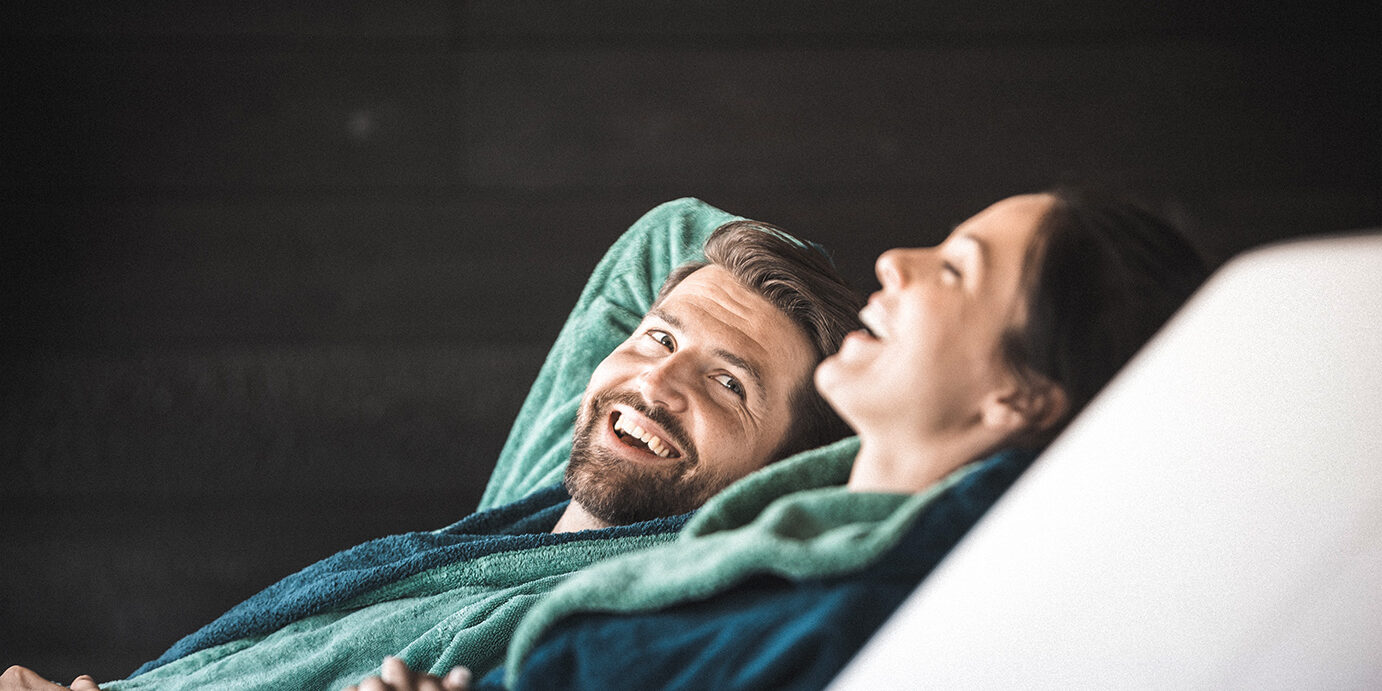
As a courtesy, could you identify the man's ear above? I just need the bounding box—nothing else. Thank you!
[981,381,1069,439]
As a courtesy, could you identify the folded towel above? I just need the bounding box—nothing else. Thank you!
[110,487,687,690]
[504,440,1034,684]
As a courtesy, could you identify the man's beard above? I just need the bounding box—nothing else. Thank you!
[565,389,724,526]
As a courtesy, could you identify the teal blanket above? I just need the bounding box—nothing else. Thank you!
[108,198,740,689]
[112,492,686,690]
[504,436,989,684]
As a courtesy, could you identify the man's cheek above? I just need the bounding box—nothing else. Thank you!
[584,363,628,402]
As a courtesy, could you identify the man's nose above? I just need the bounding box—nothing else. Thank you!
[638,357,690,413]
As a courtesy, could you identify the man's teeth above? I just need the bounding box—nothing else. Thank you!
[613,413,675,458]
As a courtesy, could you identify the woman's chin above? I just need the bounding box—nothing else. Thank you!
[813,356,847,400]
[815,358,865,424]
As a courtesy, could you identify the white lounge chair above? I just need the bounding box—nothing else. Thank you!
[832,231,1382,690]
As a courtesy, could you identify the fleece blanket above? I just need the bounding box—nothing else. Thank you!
[108,198,740,689]
[504,438,1034,686]
[497,443,1037,691]
[108,489,687,690]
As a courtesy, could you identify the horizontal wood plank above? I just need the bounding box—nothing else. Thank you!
[460,44,1378,193]
[3,50,465,191]
[6,1,1376,44]
[6,43,1376,196]
[1,344,545,497]
[2,1,452,40]
[461,1,1380,43]
[5,187,1379,353]
[1,196,633,349]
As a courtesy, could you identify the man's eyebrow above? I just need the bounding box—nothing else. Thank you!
[648,307,683,330]
[648,307,767,402]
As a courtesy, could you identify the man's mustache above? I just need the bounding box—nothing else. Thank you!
[587,389,697,462]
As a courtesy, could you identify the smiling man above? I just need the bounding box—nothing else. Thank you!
[3,199,861,691]
[556,227,854,532]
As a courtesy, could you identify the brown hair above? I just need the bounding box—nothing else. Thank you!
[1001,187,1211,448]
[655,220,863,461]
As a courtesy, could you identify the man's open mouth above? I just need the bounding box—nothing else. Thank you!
[610,410,681,459]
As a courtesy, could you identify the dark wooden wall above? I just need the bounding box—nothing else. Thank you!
[2,1,1378,681]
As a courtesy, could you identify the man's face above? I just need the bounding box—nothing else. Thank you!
[566,264,816,525]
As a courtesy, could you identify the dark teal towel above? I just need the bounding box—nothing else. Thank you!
[130,485,685,676]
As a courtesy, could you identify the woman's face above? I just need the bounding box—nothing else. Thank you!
[815,194,1054,452]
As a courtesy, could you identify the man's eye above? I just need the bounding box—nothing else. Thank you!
[646,329,675,350]
[712,373,745,399]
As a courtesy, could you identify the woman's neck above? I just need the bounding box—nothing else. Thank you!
[846,429,988,494]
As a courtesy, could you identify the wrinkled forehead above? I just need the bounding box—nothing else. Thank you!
[653,265,815,380]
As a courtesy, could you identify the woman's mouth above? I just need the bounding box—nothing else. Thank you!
[858,304,889,341]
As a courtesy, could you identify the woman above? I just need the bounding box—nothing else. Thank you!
[350,189,1210,691]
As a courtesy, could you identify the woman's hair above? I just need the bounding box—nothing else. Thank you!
[656,220,864,460]
[1001,187,1211,448]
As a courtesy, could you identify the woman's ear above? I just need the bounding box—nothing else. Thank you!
[981,381,1069,439]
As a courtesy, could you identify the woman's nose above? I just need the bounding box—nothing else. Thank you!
[638,358,690,413]
[875,248,918,288]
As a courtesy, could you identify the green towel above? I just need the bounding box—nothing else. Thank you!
[108,526,679,690]
[105,198,740,690]
[505,436,987,684]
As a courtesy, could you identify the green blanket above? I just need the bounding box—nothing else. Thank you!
[106,198,740,690]
[505,436,985,683]
[110,516,680,690]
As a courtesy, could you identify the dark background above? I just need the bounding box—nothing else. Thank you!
[2,1,1379,682]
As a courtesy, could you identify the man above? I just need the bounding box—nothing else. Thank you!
[2,198,861,690]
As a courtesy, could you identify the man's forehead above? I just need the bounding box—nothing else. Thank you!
[650,266,813,382]
[655,267,783,337]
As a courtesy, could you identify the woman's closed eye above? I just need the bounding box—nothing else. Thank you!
[712,373,746,399]
[941,260,963,284]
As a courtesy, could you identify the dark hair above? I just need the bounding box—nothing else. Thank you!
[655,220,864,460]
[1001,188,1211,447]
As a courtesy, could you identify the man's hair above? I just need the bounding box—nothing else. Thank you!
[654,220,863,461]
[1001,187,1211,448]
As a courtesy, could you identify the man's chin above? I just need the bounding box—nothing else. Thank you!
[564,455,706,526]
[566,402,711,525]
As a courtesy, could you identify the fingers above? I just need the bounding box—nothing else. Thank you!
[69,676,101,691]
[442,667,472,691]
[347,657,459,691]
[356,677,389,691]
[379,657,410,686]
[1,665,68,690]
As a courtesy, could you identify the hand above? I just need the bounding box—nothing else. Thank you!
[342,657,470,691]
[0,667,101,691]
